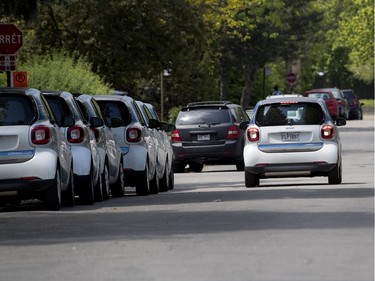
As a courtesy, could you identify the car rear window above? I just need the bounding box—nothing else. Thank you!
[255,102,324,126]
[0,95,35,126]
[96,100,131,126]
[306,93,332,100]
[176,107,231,125]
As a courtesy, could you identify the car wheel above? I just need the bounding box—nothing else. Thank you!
[235,159,245,171]
[110,161,125,197]
[245,171,259,188]
[149,169,159,194]
[79,167,95,205]
[358,109,363,120]
[173,162,186,173]
[94,170,103,202]
[136,163,150,196]
[190,162,203,173]
[101,163,110,200]
[328,163,342,184]
[159,165,169,192]
[62,167,75,207]
[44,167,62,210]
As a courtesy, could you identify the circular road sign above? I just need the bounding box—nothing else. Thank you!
[0,24,23,54]
[286,72,297,84]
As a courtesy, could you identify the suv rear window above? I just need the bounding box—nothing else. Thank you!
[0,95,35,126]
[256,103,324,126]
[176,107,231,125]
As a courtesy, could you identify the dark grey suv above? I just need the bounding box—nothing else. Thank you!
[171,101,249,172]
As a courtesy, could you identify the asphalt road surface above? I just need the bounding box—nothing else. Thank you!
[0,111,373,281]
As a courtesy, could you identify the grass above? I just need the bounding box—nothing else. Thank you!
[361,99,374,109]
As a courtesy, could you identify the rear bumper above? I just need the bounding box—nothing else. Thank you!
[0,178,54,193]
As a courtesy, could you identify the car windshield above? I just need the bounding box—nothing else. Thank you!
[176,107,231,125]
[255,102,324,126]
[0,95,35,126]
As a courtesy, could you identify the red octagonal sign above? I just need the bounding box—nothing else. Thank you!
[286,72,297,84]
[0,24,23,54]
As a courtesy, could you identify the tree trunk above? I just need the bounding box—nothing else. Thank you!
[241,63,257,109]
[219,64,228,101]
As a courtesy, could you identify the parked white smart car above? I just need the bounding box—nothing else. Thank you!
[241,96,346,187]
[95,95,158,196]
[0,88,75,210]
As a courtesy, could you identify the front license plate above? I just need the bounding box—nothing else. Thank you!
[281,132,299,141]
[197,134,210,141]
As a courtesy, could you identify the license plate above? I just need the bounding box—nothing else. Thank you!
[197,134,210,141]
[281,132,299,141]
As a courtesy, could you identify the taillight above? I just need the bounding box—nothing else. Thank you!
[31,125,51,144]
[171,129,181,143]
[247,128,259,142]
[227,125,239,139]
[321,125,334,139]
[91,127,100,142]
[67,126,85,143]
[126,127,142,142]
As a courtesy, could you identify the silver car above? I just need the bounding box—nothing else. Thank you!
[95,95,158,196]
[75,94,125,199]
[0,87,75,210]
[43,91,101,205]
[242,96,346,187]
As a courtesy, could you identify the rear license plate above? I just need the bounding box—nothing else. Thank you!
[197,134,210,141]
[281,132,299,141]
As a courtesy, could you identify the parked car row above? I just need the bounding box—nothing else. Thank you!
[304,87,363,120]
[0,87,175,210]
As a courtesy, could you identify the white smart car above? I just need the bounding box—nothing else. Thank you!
[241,96,346,187]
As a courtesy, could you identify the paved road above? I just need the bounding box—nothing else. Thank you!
[0,112,373,281]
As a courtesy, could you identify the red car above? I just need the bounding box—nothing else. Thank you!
[304,89,339,120]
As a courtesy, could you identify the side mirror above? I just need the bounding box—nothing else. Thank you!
[61,116,75,127]
[90,116,104,128]
[110,117,124,128]
[239,121,249,130]
[148,118,160,129]
[335,117,346,127]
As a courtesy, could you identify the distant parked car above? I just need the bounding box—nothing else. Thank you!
[322,88,349,119]
[0,87,75,210]
[75,94,125,199]
[95,95,158,196]
[43,91,101,205]
[304,89,339,120]
[172,101,249,173]
[136,100,175,191]
[241,96,346,187]
[341,89,363,120]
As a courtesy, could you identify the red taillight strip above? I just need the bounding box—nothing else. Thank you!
[227,125,239,139]
[171,129,181,143]
[67,126,85,143]
[31,125,51,145]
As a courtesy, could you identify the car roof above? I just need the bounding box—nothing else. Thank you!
[257,96,321,105]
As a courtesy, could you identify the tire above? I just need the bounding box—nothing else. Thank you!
[236,159,245,171]
[136,163,150,196]
[94,170,103,202]
[328,163,342,184]
[245,171,259,188]
[62,167,75,207]
[149,169,159,194]
[44,167,62,210]
[159,165,169,192]
[101,163,110,200]
[79,167,95,205]
[110,161,125,197]
[173,162,186,173]
[189,162,203,173]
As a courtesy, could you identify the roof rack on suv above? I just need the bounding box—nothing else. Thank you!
[186,101,233,107]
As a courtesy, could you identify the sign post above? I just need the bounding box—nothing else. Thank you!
[286,72,297,93]
[0,24,23,87]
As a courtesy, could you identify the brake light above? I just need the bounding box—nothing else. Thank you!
[126,127,142,142]
[227,125,239,139]
[67,126,85,143]
[321,125,334,139]
[91,127,100,142]
[171,129,181,143]
[247,128,259,142]
[31,125,51,144]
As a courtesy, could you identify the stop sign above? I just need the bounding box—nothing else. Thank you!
[0,24,23,54]
[286,72,297,83]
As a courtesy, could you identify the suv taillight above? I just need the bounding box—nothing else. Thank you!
[321,125,334,139]
[126,127,142,142]
[31,125,51,144]
[171,129,181,143]
[67,126,85,143]
[227,125,239,139]
[247,128,259,142]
